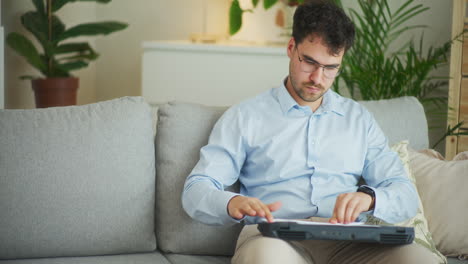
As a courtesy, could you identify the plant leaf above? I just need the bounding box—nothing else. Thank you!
[58,52,99,61]
[45,58,71,77]
[55,42,96,54]
[56,42,99,61]
[21,11,65,55]
[56,60,89,72]
[264,0,278,9]
[52,0,112,12]
[32,0,45,15]
[56,21,128,42]
[229,0,243,35]
[252,0,259,8]
[6,32,47,73]
[21,11,48,48]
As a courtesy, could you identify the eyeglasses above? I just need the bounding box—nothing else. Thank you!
[295,47,341,79]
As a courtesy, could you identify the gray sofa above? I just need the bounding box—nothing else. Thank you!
[0,96,466,264]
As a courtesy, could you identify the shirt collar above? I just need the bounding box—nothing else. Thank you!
[276,80,299,114]
[320,89,345,116]
[275,78,345,116]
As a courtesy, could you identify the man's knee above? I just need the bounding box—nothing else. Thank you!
[232,236,311,264]
[386,243,440,264]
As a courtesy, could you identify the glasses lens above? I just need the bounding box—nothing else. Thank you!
[300,61,318,73]
[301,61,340,79]
[296,48,340,79]
[323,68,340,79]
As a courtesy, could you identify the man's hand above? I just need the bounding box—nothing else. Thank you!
[329,192,374,224]
[227,196,282,223]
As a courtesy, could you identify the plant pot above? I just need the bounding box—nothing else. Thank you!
[31,77,79,108]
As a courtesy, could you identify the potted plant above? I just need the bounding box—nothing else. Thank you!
[6,0,128,108]
[330,0,463,149]
[229,0,304,36]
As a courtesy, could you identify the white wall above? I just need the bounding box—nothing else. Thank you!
[94,0,229,102]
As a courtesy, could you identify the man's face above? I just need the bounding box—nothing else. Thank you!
[286,36,344,110]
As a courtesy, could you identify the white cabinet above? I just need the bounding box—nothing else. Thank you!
[142,41,289,106]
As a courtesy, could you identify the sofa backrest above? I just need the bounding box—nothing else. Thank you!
[358,96,429,150]
[153,96,429,256]
[154,102,241,256]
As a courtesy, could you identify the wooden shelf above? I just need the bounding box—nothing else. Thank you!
[458,136,468,152]
[446,0,468,159]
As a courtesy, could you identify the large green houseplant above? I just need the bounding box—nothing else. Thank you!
[330,0,465,148]
[6,0,128,108]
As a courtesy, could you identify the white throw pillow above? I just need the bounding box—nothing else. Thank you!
[409,148,468,259]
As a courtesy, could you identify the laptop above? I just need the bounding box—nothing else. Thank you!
[257,219,414,245]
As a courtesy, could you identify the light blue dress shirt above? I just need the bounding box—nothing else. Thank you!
[182,82,418,225]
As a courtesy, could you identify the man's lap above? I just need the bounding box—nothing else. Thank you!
[232,224,439,264]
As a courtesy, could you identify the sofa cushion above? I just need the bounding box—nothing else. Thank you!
[0,252,170,264]
[0,97,156,260]
[155,102,242,256]
[409,149,468,258]
[366,141,446,264]
[164,254,230,264]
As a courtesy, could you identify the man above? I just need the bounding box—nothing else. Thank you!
[182,1,438,263]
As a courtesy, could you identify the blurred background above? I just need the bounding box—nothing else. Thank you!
[0,0,454,153]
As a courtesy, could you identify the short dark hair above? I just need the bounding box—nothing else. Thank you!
[292,1,355,55]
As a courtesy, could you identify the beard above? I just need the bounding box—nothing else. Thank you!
[290,76,326,103]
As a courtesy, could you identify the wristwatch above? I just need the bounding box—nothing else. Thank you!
[357,186,376,210]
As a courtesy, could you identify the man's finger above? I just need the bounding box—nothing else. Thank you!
[231,209,244,219]
[344,199,358,223]
[335,195,350,223]
[250,202,265,217]
[267,201,282,212]
[259,204,273,222]
[239,205,257,217]
[329,213,338,224]
[260,201,281,223]
[351,206,362,223]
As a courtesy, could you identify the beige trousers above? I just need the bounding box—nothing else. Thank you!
[232,224,440,264]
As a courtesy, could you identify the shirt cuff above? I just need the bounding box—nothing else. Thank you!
[215,191,245,224]
[370,187,386,220]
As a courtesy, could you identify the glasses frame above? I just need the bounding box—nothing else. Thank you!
[295,46,341,79]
